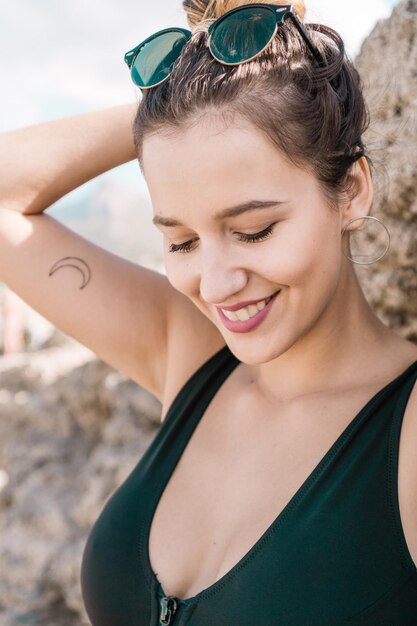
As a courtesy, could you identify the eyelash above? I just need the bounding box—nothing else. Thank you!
[168,223,276,254]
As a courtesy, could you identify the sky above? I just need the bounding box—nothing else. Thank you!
[0,0,401,209]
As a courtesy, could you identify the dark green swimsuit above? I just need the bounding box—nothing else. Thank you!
[81,346,417,625]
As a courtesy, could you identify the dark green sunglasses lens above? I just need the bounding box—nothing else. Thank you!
[209,7,277,64]
[131,30,189,88]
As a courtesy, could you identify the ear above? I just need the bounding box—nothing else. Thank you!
[340,156,374,233]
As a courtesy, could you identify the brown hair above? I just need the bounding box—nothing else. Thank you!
[184,0,306,26]
[133,0,372,209]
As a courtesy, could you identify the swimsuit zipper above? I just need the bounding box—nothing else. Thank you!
[159,595,178,625]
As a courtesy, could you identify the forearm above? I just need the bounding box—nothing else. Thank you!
[0,103,138,215]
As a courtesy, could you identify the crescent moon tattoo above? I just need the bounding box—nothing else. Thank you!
[48,256,92,290]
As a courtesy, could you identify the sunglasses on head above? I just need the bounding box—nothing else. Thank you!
[124,3,325,90]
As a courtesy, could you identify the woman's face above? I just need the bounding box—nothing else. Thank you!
[143,116,349,365]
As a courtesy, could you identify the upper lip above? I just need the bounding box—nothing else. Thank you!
[216,291,280,312]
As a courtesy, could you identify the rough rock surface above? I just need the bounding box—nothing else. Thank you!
[354,0,417,341]
[0,342,161,625]
[0,2,417,625]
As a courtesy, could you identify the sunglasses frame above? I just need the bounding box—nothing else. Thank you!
[207,3,324,67]
[124,27,192,89]
[124,3,324,90]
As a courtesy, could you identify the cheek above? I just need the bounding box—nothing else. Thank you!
[263,220,341,287]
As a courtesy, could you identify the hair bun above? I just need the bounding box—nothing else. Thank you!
[182,0,307,28]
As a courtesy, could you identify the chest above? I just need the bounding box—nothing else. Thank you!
[149,383,417,601]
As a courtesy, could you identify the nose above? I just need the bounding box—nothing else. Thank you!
[198,245,248,305]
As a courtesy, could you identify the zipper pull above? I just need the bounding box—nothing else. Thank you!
[159,595,178,625]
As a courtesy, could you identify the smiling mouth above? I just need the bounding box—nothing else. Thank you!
[220,291,281,322]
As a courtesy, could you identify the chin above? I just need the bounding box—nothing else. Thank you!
[222,334,293,366]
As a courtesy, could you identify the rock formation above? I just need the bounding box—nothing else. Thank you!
[0,343,161,625]
[355,0,417,341]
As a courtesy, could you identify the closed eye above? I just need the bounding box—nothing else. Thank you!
[168,239,198,254]
[236,223,276,243]
[167,223,277,254]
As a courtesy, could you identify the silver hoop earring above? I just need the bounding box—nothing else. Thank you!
[341,215,391,266]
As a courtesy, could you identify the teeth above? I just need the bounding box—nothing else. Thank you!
[221,292,279,323]
[236,308,250,322]
[223,309,240,322]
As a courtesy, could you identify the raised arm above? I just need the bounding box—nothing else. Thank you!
[0,103,137,215]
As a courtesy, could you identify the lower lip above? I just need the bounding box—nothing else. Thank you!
[216,292,280,334]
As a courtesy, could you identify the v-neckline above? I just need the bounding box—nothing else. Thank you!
[142,351,417,606]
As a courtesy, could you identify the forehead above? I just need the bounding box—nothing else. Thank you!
[142,116,313,216]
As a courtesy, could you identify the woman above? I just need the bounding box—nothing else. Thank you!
[1,0,416,623]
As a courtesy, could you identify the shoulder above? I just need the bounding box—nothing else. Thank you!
[405,372,417,422]
[398,344,417,493]
[404,358,417,422]
[399,344,417,425]
[397,349,417,563]
[384,338,417,411]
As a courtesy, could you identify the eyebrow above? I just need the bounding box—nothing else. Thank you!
[152,199,289,227]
